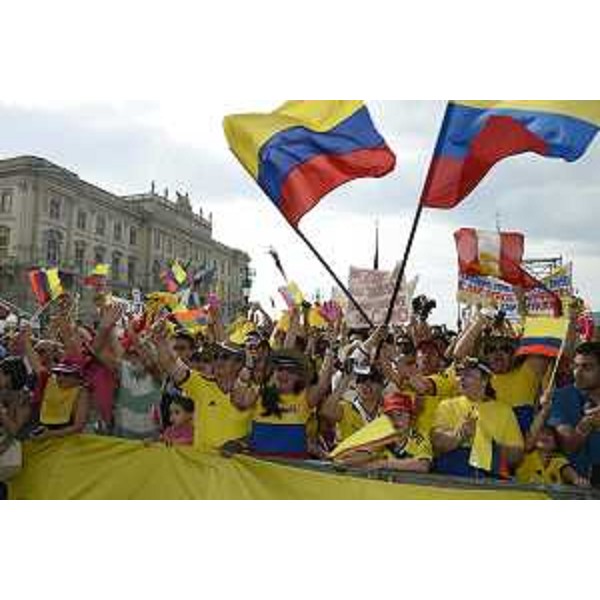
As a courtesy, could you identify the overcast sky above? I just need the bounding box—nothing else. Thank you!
[1,99,599,325]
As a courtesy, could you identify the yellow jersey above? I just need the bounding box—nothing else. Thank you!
[181,370,252,452]
[337,397,378,442]
[40,377,80,427]
[251,390,312,455]
[492,362,540,408]
[433,395,523,473]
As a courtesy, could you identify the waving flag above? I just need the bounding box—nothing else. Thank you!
[29,268,64,305]
[455,228,563,315]
[422,101,600,209]
[516,316,570,358]
[278,281,304,308]
[223,101,396,226]
[454,228,539,288]
[161,260,188,293]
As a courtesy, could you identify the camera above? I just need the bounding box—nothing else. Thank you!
[493,309,507,329]
[412,295,437,322]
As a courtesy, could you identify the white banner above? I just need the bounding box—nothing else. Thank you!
[346,266,418,327]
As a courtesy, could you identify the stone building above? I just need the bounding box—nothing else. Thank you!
[0,155,252,320]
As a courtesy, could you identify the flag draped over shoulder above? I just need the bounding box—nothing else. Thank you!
[422,101,600,209]
[223,101,396,226]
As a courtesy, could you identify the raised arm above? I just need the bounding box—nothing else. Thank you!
[320,371,353,424]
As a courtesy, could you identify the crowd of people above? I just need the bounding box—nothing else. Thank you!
[1,289,600,499]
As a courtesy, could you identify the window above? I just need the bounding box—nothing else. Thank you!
[129,226,137,246]
[49,197,61,220]
[45,230,63,265]
[74,241,86,274]
[167,238,173,255]
[96,214,106,236]
[0,226,10,258]
[114,221,123,242]
[153,229,161,250]
[77,210,87,230]
[127,257,137,285]
[94,246,106,265]
[0,191,12,214]
[152,260,162,286]
[111,252,122,281]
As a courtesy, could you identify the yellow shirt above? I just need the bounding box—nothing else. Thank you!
[337,398,377,442]
[331,414,432,462]
[433,395,524,472]
[516,451,570,485]
[40,377,80,426]
[383,428,433,462]
[181,371,252,452]
[428,366,459,399]
[492,362,540,408]
[252,391,312,426]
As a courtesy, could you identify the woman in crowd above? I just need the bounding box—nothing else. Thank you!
[32,361,89,440]
[231,348,333,458]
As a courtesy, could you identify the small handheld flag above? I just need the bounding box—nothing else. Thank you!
[29,268,64,305]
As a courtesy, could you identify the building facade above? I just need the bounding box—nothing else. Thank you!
[0,155,252,320]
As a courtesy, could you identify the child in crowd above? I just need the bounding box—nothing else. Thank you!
[516,389,589,487]
[159,394,194,446]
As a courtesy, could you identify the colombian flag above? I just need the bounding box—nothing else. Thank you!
[161,261,188,293]
[516,316,570,359]
[422,101,600,209]
[29,268,64,305]
[223,101,396,226]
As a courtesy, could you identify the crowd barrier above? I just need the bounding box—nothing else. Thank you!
[8,435,599,500]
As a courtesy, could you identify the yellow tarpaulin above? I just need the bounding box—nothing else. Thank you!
[8,435,551,500]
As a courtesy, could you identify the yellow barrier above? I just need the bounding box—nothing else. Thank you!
[8,435,552,500]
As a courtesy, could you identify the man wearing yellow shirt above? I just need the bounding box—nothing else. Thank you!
[148,323,251,452]
[330,392,432,473]
[431,358,524,479]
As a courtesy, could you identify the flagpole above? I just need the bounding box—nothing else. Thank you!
[380,104,453,329]
[382,201,425,327]
[290,226,374,328]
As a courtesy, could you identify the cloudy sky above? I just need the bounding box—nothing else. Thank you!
[2,98,599,325]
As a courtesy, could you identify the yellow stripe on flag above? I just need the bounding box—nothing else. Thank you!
[223,101,365,178]
[457,101,600,127]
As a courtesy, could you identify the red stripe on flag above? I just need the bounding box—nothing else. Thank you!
[279,146,396,227]
[454,228,480,274]
[422,116,548,208]
[29,270,50,305]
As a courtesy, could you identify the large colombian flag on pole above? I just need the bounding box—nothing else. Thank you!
[421,101,600,209]
[223,101,396,227]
